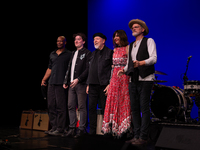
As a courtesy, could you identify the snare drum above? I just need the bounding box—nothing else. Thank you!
[151,85,192,121]
[184,80,200,96]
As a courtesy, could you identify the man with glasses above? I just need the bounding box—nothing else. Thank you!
[118,19,157,145]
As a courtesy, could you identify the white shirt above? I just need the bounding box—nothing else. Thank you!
[124,38,157,81]
[70,50,79,82]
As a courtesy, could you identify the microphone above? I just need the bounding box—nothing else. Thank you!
[188,55,192,59]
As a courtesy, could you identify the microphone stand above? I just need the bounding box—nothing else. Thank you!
[183,56,192,123]
[183,57,191,83]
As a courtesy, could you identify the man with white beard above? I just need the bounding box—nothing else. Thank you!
[86,33,113,135]
[118,19,157,145]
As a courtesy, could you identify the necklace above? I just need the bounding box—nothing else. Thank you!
[134,38,143,48]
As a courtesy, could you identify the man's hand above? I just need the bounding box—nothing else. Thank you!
[104,84,109,96]
[117,69,125,77]
[86,85,89,94]
[133,60,145,68]
[41,80,47,86]
[63,84,68,89]
[70,79,79,88]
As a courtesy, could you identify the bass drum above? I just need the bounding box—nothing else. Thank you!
[151,85,192,121]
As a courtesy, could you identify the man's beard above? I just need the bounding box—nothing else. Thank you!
[94,44,99,49]
[132,32,139,37]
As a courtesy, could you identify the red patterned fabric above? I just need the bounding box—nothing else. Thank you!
[102,47,131,137]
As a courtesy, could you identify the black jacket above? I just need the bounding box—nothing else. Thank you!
[63,47,92,85]
[87,45,113,85]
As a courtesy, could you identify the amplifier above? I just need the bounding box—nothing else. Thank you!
[20,110,34,129]
[33,111,49,131]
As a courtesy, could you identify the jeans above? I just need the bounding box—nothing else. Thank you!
[88,84,107,133]
[68,83,87,130]
[129,81,153,140]
[47,84,68,132]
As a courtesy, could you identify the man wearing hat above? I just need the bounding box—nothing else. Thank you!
[86,33,113,135]
[118,19,157,144]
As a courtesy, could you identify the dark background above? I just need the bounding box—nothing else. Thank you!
[1,1,88,127]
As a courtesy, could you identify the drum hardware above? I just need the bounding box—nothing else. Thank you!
[183,80,200,123]
[155,70,167,75]
[154,72,167,84]
[183,55,192,83]
[180,55,200,124]
[154,80,167,83]
[184,80,200,97]
[193,95,200,124]
[150,85,193,123]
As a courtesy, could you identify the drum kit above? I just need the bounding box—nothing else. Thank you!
[151,70,200,124]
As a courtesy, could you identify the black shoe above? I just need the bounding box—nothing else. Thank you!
[62,128,76,137]
[131,138,148,145]
[103,133,112,138]
[88,129,96,135]
[74,129,87,138]
[48,130,63,136]
[44,129,55,134]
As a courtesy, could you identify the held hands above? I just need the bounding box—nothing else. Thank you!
[117,69,125,77]
[117,60,145,77]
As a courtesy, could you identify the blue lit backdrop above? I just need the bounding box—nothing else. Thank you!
[88,0,200,119]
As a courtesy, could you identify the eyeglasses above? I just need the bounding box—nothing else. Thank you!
[131,26,141,30]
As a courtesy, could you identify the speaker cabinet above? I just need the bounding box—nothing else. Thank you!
[33,111,49,131]
[20,110,34,129]
[156,126,200,150]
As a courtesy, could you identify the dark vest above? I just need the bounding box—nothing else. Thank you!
[126,37,155,82]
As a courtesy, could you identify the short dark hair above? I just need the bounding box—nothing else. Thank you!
[112,30,129,48]
[73,33,87,42]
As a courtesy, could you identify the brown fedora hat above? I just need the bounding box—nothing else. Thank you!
[128,19,149,35]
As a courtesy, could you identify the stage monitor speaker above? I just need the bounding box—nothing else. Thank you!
[20,110,34,129]
[155,126,200,150]
[33,111,49,131]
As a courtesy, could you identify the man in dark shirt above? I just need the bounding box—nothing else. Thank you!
[41,36,71,135]
[86,33,113,135]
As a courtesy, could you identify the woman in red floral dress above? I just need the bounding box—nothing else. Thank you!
[102,30,131,138]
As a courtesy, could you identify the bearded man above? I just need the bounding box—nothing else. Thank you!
[86,33,113,135]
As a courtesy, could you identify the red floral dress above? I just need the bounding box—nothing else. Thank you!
[102,46,131,137]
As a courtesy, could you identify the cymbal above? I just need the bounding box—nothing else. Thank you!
[154,80,167,83]
[155,70,167,75]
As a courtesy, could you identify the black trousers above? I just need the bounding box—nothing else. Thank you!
[129,81,153,140]
[47,84,68,132]
[88,84,107,133]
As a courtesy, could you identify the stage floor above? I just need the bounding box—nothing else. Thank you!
[0,127,156,150]
[1,122,200,150]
